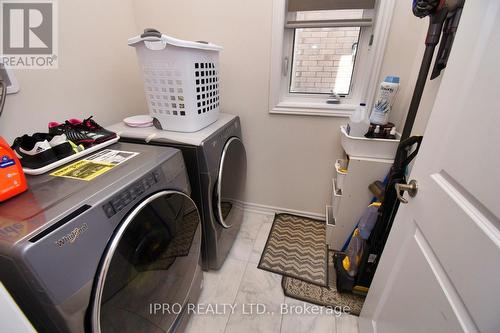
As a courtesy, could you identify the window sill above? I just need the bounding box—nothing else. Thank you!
[270,101,356,117]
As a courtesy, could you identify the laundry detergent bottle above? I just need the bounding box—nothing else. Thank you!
[347,103,370,137]
[370,76,400,125]
[0,136,28,202]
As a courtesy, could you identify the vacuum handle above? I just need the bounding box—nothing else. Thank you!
[395,135,423,168]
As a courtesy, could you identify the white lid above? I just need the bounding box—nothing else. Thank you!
[123,115,154,126]
[128,29,223,51]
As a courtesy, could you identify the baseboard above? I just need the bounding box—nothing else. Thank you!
[236,200,326,221]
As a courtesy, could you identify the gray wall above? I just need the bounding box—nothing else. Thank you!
[0,0,145,144]
[132,0,441,216]
[1,0,440,217]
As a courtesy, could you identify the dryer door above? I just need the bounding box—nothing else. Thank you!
[91,191,201,333]
[214,137,247,228]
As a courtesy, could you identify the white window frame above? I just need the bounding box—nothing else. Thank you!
[269,0,396,117]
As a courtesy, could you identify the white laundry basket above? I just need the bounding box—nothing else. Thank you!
[129,29,223,132]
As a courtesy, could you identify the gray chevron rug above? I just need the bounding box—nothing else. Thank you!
[258,213,328,287]
[282,251,365,316]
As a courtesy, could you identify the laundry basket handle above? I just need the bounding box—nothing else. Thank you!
[141,28,162,39]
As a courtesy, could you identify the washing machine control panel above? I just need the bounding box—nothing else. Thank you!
[102,170,161,218]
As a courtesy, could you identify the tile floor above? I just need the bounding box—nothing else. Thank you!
[185,210,360,333]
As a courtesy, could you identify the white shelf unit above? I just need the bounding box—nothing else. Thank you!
[326,205,335,248]
[326,155,393,250]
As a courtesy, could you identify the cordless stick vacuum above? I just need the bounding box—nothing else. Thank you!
[401,0,465,140]
[335,0,465,294]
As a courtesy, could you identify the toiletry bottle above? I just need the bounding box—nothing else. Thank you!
[347,103,370,137]
[370,76,400,125]
[387,127,397,140]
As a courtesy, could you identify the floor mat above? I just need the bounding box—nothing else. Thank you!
[282,251,365,316]
[258,213,328,287]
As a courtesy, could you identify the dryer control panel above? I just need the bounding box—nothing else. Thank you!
[102,170,161,218]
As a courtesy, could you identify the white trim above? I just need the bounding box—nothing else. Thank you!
[268,0,288,113]
[271,99,356,117]
[269,0,396,117]
[237,200,326,221]
[270,107,352,117]
[363,0,396,112]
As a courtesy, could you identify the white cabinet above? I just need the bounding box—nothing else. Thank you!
[327,156,393,250]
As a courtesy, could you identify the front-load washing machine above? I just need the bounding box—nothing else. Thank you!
[108,113,246,270]
[0,143,202,333]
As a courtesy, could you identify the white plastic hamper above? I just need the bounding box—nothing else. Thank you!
[129,30,223,132]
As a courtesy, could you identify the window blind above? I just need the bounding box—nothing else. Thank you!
[287,0,376,12]
[285,18,372,28]
[286,0,375,28]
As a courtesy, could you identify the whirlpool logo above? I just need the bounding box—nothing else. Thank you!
[54,223,88,247]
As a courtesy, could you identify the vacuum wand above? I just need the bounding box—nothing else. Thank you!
[401,5,448,140]
[400,43,439,140]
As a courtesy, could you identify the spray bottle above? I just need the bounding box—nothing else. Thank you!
[0,75,28,202]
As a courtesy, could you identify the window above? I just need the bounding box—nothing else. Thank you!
[290,24,360,95]
[270,0,396,117]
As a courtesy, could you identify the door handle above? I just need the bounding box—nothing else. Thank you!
[395,179,418,204]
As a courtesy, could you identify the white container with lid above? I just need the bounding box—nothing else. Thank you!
[129,29,223,132]
[340,125,400,159]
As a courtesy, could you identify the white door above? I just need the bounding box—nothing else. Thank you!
[359,1,500,333]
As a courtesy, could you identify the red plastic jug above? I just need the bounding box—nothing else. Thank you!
[0,136,27,202]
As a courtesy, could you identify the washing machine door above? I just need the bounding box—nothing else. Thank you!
[214,137,247,228]
[91,191,201,333]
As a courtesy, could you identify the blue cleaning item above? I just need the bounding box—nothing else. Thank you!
[357,203,381,240]
[341,202,381,277]
[341,174,389,252]
[384,76,400,84]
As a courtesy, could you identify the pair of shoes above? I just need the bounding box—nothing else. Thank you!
[48,116,116,147]
[12,116,115,170]
[11,133,77,169]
